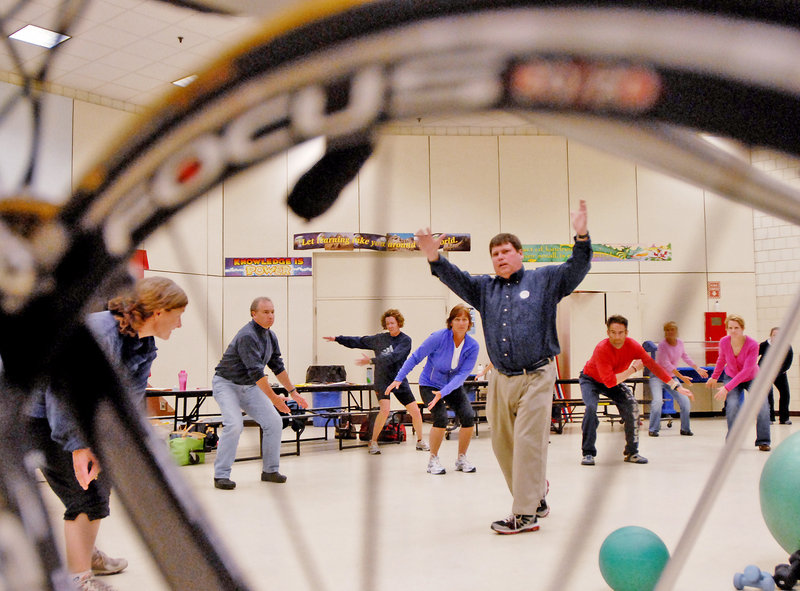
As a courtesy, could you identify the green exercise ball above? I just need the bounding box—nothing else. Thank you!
[599,526,670,591]
[760,431,800,554]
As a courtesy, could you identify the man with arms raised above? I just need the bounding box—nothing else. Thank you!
[416,200,590,535]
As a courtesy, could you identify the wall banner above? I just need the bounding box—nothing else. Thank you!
[293,232,471,252]
[224,257,312,277]
[522,243,672,262]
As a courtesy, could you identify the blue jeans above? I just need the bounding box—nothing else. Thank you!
[580,373,640,457]
[722,377,771,446]
[213,374,282,479]
[648,377,691,433]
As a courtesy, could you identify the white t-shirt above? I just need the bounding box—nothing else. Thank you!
[451,340,463,369]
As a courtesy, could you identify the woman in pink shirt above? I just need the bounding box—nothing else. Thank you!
[649,321,706,437]
[707,315,771,450]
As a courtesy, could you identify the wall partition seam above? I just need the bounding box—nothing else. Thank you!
[427,135,433,230]
[495,135,502,232]
[634,165,643,301]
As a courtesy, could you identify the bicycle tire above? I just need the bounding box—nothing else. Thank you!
[4,1,800,589]
[4,0,800,362]
[0,411,70,591]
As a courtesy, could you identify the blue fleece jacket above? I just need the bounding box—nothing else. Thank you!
[393,328,479,397]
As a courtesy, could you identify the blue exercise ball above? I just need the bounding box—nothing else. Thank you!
[599,526,670,591]
[760,431,800,554]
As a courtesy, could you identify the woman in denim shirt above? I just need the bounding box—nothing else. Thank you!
[387,304,480,475]
[27,277,187,591]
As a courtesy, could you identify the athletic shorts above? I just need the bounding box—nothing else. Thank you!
[379,379,416,406]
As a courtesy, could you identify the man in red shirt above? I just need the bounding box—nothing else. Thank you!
[579,315,692,465]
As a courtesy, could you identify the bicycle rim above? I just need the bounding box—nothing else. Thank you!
[4,1,800,589]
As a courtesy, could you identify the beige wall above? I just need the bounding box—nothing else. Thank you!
[0,86,73,204]
[68,99,758,396]
[751,149,800,413]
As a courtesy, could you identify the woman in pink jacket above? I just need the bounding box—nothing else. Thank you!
[706,315,771,451]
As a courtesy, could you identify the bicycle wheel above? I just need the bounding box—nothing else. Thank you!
[0,393,71,591]
[3,1,800,590]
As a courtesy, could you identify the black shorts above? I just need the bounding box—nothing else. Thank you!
[28,418,111,521]
[379,379,416,406]
[419,385,475,429]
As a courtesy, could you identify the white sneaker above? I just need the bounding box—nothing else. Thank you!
[427,454,446,475]
[454,453,476,473]
[74,572,116,591]
[368,441,381,455]
[415,440,430,451]
[91,547,127,576]
[490,514,539,534]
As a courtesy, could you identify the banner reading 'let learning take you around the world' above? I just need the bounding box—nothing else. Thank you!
[293,232,471,252]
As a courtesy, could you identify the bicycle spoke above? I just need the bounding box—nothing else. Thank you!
[0,380,71,591]
[47,324,252,589]
[528,113,800,226]
[4,1,800,589]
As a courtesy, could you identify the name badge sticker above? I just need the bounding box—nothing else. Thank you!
[520,290,530,299]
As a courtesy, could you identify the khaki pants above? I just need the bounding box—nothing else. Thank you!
[487,360,556,515]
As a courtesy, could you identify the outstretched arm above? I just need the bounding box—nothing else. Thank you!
[676,384,695,400]
[274,370,308,409]
[571,199,589,238]
[614,358,644,386]
[256,375,291,413]
[475,363,493,379]
[416,227,445,262]
[554,200,592,298]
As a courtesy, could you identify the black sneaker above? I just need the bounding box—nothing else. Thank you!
[261,471,287,483]
[491,514,539,534]
[680,429,694,436]
[536,499,550,518]
[648,431,659,437]
[536,479,550,517]
[214,478,236,490]
[623,453,648,464]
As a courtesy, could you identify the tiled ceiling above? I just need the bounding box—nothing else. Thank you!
[0,0,530,128]
[0,0,265,106]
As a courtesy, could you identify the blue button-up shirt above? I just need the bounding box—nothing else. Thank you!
[429,239,591,375]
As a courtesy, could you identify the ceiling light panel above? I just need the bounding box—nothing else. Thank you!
[9,24,70,49]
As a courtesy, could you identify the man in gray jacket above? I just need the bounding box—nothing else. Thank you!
[213,297,307,490]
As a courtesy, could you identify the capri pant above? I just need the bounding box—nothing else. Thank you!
[28,417,111,521]
[380,378,416,406]
[420,385,475,429]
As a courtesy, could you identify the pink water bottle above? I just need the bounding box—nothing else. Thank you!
[178,370,187,390]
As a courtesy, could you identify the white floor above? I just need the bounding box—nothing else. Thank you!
[39,416,799,591]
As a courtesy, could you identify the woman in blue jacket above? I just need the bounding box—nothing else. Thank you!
[386,304,479,475]
[27,277,187,591]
